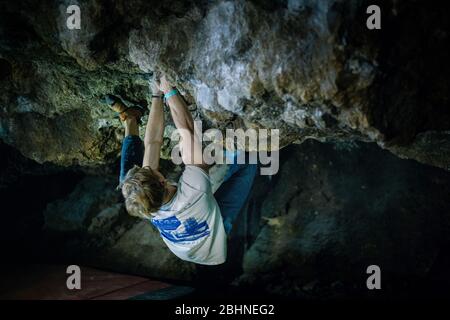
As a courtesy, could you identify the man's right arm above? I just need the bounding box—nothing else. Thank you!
[160,76,208,171]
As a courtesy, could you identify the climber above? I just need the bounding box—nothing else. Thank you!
[102,75,257,265]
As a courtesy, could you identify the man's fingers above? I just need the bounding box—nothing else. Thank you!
[160,75,172,92]
[149,74,163,94]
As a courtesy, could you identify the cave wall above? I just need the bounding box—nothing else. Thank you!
[0,0,449,169]
[1,0,450,299]
[22,140,450,298]
[238,141,450,298]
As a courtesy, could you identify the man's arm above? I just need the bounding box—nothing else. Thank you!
[160,76,208,171]
[142,91,164,170]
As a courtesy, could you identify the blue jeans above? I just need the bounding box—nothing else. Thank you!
[119,136,257,234]
[214,152,258,234]
[119,135,144,183]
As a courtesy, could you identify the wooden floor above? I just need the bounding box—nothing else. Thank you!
[0,264,193,300]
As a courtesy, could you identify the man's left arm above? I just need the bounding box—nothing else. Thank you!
[160,75,210,172]
[142,88,165,170]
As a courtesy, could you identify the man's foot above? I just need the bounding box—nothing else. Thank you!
[100,94,146,122]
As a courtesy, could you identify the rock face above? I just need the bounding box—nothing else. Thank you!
[1,0,449,169]
[238,141,450,297]
[1,0,450,299]
[33,140,450,298]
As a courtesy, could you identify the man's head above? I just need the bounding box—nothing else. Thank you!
[120,166,167,219]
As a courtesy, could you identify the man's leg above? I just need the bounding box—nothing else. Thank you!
[119,116,144,183]
[214,152,258,234]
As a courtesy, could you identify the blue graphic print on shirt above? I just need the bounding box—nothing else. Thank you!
[151,215,210,243]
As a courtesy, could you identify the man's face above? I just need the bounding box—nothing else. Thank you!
[152,169,166,186]
[143,166,168,192]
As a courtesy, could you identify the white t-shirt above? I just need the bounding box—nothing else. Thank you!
[150,166,227,265]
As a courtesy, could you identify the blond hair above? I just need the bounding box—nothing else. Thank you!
[120,166,165,219]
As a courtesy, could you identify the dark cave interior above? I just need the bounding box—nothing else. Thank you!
[2,140,450,300]
[1,0,450,301]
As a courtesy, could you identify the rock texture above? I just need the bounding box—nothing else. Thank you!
[2,129,450,298]
[29,140,450,298]
[237,141,450,298]
[1,0,450,299]
[1,0,449,169]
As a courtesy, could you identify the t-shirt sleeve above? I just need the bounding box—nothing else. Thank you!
[179,165,212,194]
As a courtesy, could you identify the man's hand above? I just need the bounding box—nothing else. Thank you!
[150,78,163,96]
[160,75,173,93]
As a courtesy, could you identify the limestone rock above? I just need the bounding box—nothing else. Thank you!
[39,141,450,296]
[237,140,450,297]
[0,0,448,170]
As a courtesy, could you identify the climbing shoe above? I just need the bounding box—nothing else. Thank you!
[100,94,146,122]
